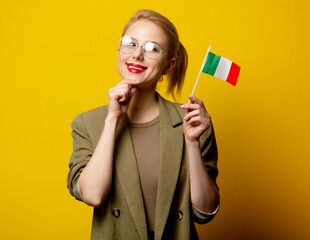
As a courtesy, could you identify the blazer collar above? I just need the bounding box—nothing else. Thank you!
[155,93,185,239]
[156,93,184,128]
[114,114,148,240]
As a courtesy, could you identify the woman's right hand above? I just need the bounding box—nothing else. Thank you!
[108,79,140,119]
[79,79,139,207]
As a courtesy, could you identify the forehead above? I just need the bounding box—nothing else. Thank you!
[124,20,168,47]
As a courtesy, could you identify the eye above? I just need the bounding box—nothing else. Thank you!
[128,42,137,47]
[122,36,136,47]
[144,41,160,52]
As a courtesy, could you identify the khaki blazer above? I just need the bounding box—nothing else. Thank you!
[67,93,218,240]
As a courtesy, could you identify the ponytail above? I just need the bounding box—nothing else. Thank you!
[167,42,188,98]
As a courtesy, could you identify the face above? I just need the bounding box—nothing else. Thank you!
[117,20,175,88]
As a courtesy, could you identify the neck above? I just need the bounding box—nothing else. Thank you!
[127,88,159,123]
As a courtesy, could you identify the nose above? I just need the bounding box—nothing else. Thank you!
[132,45,144,60]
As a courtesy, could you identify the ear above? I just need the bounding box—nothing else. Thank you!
[162,58,176,75]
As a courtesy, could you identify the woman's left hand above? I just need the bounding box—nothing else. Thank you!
[181,95,211,142]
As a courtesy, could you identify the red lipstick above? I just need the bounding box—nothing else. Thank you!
[127,63,148,73]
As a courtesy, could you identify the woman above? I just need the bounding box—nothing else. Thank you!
[67,9,220,240]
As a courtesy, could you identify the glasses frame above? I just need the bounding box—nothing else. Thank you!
[118,36,169,60]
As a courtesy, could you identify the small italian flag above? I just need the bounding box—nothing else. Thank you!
[190,45,241,96]
[201,46,240,86]
[202,53,240,86]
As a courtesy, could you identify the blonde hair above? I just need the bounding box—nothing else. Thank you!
[122,9,188,97]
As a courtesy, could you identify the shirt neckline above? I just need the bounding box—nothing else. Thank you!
[130,115,160,128]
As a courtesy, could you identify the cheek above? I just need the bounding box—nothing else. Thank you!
[117,52,122,62]
[157,60,169,74]
[117,55,125,77]
[117,53,126,67]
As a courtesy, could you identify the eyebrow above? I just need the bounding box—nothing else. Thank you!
[127,36,161,46]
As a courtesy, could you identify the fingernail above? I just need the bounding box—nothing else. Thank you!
[180,105,185,108]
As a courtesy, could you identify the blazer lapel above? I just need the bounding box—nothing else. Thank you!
[155,94,184,239]
[114,116,148,240]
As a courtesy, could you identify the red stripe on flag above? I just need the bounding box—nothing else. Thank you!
[226,62,240,86]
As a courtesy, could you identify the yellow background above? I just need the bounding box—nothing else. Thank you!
[1,0,309,239]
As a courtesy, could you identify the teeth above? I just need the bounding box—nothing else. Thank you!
[129,65,145,71]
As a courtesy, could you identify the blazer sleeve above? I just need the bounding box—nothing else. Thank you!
[67,113,93,201]
[200,121,219,190]
[192,121,219,224]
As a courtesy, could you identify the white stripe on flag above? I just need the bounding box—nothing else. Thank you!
[214,57,232,81]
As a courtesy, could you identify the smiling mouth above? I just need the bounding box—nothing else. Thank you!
[128,65,145,71]
[127,63,148,73]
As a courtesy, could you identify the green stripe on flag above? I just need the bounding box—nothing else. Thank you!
[209,54,221,75]
[202,52,221,76]
[202,52,214,74]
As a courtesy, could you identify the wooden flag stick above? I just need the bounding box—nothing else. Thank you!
[190,45,211,97]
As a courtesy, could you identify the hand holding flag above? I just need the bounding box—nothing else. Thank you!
[181,95,211,141]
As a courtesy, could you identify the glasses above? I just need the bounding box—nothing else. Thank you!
[118,36,167,60]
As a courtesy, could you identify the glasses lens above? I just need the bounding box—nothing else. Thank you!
[144,41,162,59]
[120,36,137,54]
[119,36,163,59]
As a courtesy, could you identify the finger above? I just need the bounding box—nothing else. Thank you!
[111,82,136,102]
[186,116,202,125]
[113,85,131,93]
[188,95,203,105]
[108,88,124,100]
[119,84,139,103]
[180,103,200,110]
[120,86,138,103]
[184,109,200,121]
[118,89,131,102]
[130,85,138,97]
[119,79,140,86]
[110,80,136,94]
[113,80,140,92]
